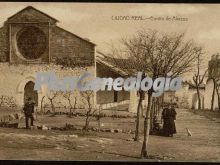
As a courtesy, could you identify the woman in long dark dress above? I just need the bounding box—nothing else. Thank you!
[161,105,170,136]
[170,105,177,135]
[162,104,177,137]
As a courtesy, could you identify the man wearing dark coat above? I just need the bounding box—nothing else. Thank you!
[161,104,177,137]
[23,97,35,129]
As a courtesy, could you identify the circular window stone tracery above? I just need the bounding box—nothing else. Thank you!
[17,26,47,60]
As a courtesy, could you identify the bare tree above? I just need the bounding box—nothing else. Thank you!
[0,95,4,108]
[63,91,77,117]
[208,54,220,111]
[191,53,207,110]
[150,97,161,132]
[216,81,220,112]
[40,96,45,114]
[107,29,203,158]
[134,90,144,141]
[107,38,149,141]
[47,91,58,116]
[80,91,96,131]
[211,78,216,111]
[211,77,220,112]
[96,105,103,131]
[0,95,12,108]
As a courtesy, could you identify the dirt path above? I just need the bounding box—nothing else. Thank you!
[0,108,219,161]
[147,108,220,161]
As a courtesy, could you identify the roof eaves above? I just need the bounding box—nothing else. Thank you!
[7,6,59,23]
[56,26,96,46]
[96,56,127,76]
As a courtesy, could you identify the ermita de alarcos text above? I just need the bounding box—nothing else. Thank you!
[34,72,182,97]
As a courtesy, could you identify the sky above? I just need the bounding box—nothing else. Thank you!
[0,3,219,80]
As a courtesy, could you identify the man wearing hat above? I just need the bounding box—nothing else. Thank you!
[23,97,35,129]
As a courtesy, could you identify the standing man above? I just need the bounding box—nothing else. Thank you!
[23,97,35,129]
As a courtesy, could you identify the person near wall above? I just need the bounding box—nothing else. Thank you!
[161,103,177,137]
[169,104,177,136]
[23,97,35,129]
[161,104,170,136]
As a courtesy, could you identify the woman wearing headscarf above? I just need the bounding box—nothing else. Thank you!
[161,103,177,137]
[169,104,177,136]
[161,103,170,136]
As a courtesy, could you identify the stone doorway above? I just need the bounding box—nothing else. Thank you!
[24,81,38,106]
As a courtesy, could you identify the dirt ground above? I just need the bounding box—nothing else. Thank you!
[0,108,220,161]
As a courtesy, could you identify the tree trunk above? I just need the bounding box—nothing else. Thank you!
[150,99,154,133]
[68,99,73,117]
[0,96,4,108]
[218,95,220,113]
[98,106,101,131]
[134,91,143,141]
[84,111,90,130]
[40,96,45,114]
[69,107,73,117]
[215,87,220,112]
[157,98,161,116]
[211,79,216,111]
[73,97,77,113]
[141,91,152,158]
[196,86,201,110]
[141,104,144,117]
[217,93,220,111]
[50,99,55,115]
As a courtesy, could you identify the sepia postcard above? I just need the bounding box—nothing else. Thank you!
[0,2,219,162]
